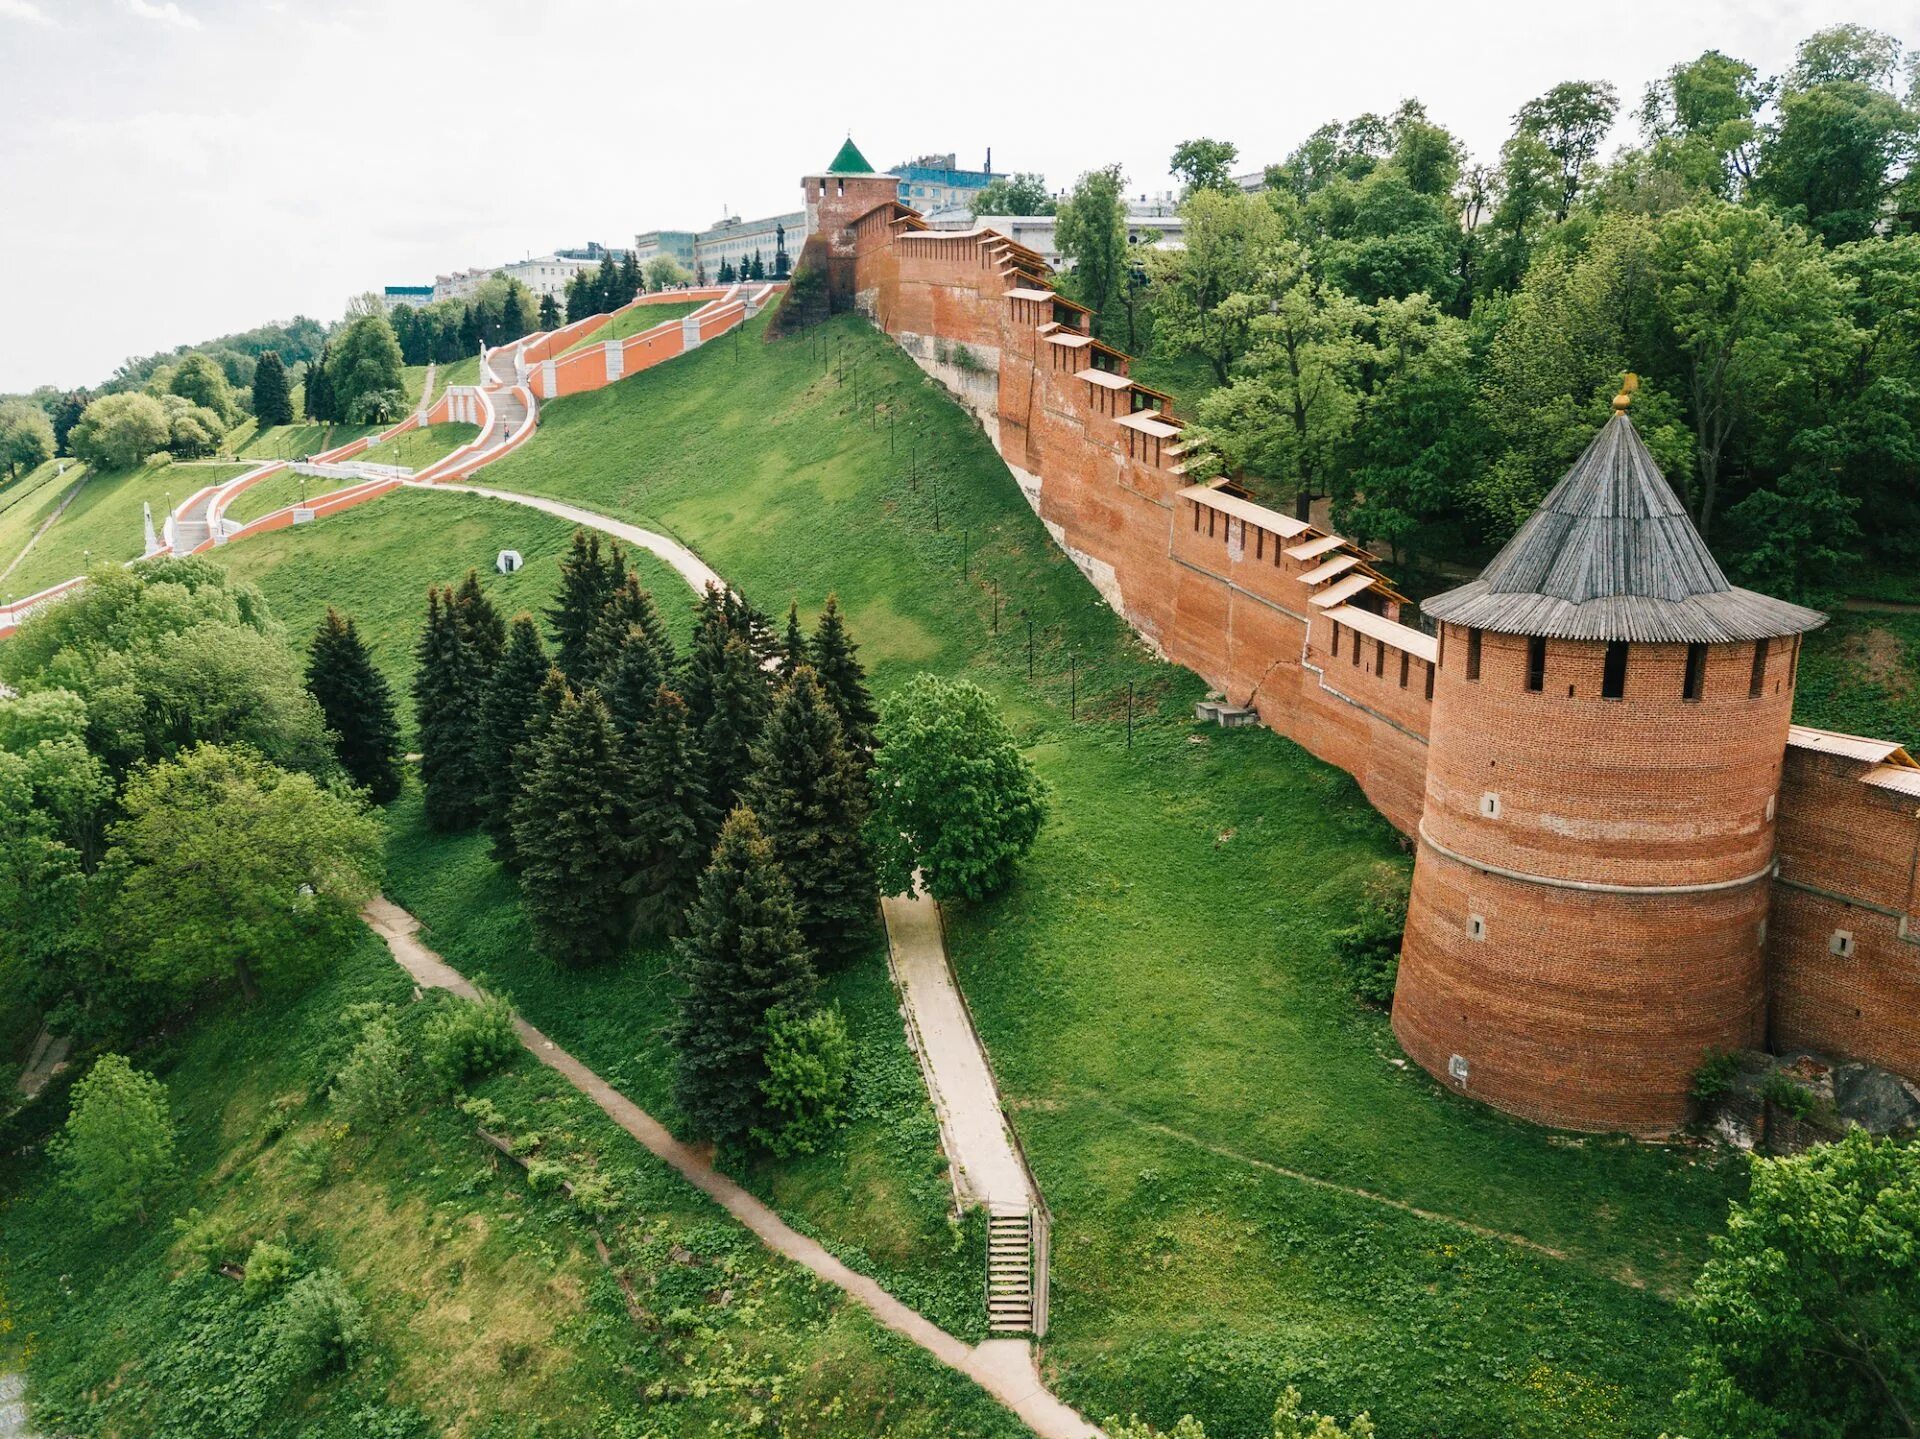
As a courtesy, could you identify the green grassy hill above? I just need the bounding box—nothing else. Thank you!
[214,306,1746,1437]
[560,301,704,357]
[3,457,248,597]
[0,926,1028,1439]
[222,425,481,528]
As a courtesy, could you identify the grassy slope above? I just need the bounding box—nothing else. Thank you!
[225,419,375,462]
[220,489,986,1341]
[222,425,481,528]
[0,927,1028,1439]
[4,458,249,596]
[435,356,482,391]
[1793,610,1920,749]
[431,309,1741,1437]
[0,459,88,585]
[560,301,704,357]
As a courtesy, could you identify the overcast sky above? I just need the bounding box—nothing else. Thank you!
[1,0,1911,393]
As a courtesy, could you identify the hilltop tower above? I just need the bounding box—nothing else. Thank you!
[1392,398,1826,1133]
[799,137,900,312]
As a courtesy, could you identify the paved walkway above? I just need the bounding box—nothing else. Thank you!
[427,481,729,597]
[0,1374,37,1439]
[362,897,1098,1439]
[883,889,1034,1213]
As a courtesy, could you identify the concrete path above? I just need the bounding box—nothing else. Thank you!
[0,472,86,585]
[361,897,1097,1439]
[13,1027,69,1100]
[426,481,729,597]
[883,888,1033,1212]
[0,1374,37,1439]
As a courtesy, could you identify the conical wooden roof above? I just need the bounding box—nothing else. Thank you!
[1424,412,1825,643]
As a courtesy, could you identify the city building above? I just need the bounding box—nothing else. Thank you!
[928,210,1184,269]
[889,150,1004,223]
[380,284,434,314]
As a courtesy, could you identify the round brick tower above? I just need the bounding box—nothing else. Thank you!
[1391,398,1826,1133]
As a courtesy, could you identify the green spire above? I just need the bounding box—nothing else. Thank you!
[826,136,875,175]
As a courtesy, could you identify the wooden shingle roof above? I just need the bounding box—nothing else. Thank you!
[1424,413,1825,644]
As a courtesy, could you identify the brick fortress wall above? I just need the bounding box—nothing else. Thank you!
[807,182,1920,1127]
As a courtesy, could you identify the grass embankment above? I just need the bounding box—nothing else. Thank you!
[221,425,481,529]
[435,356,482,391]
[1794,610,1920,749]
[560,301,705,357]
[391,308,1735,1436]
[3,458,249,597]
[0,458,88,585]
[225,419,375,462]
[222,488,987,1340]
[0,927,1030,1439]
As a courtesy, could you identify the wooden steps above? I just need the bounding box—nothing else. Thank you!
[987,1206,1035,1334]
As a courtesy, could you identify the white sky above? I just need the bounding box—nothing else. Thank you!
[1,0,1911,392]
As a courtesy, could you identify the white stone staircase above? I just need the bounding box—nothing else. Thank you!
[987,1205,1036,1334]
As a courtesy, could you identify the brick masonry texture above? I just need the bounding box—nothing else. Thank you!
[808,175,1920,1135]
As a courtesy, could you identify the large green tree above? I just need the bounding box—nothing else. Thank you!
[867,674,1046,903]
[1148,189,1289,384]
[808,595,878,756]
[53,1053,178,1227]
[1169,137,1241,196]
[109,744,382,1004]
[66,392,170,470]
[413,586,489,830]
[671,807,817,1144]
[0,398,54,480]
[969,172,1055,216]
[326,313,407,425]
[250,349,296,427]
[624,685,714,938]
[305,609,403,803]
[1513,79,1620,221]
[1675,1128,1920,1439]
[1054,164,1129,328]
[477,616,550,866]
[545,528,623,682]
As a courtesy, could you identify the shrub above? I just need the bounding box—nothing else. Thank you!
[1692,1048,1743,1103]
[173,1206,245,1272]
[52,1052,178,1227]
[241,1239,297,1301]
[422,988,519,1092]
[329,1011,412,1129]
[753,1005,853,1157]
[1761,1070,1817,1118]
[1331,864,1410,1007]
[275,1268,366,1378]
[1106,1387,1376,1438]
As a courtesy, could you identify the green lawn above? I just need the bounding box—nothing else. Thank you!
[435,355,482,391]
[225,418,376,462]
[560,300,705,357]
[412,308,1740,1436]
[0,458,88,587]
[0,923,1030,1439]
[1793,609,1920,749]
[220,425,481,529]
[3,458,248,597]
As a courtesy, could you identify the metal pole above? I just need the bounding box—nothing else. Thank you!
[1026,611,1034,679]
[1070,653,1077,719]
[932,486,940,532]
[963,528,970,581]
[1127,681,1135,748]
[991,581,999,634]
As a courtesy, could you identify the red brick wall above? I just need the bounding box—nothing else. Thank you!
[828,179,1920,1129]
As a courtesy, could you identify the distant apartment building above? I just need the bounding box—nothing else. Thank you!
[930,204,1185,270]
[380,284,434,314]
[889,151,1004,223]
[380,243,631,313]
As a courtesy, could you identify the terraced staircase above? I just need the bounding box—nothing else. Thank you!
[987,1206,1036,1334]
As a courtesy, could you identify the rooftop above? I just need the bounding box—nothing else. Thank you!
[1424,410,1826,644]
[826,136,878,175]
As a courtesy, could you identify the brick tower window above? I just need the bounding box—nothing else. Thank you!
[1749,638,1770,698]
[1602,641,1628,699]
[1684,643,1707,701]
[1466,628,1482,681]
[1525,636,1546,692]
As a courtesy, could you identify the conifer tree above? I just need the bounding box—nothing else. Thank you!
[692,634,770,820]
[602,624,665,740]
[619,249,643,304]
[505,666,572,868]
[304,346,336,423]
[538,293,561,330]
[412,586,488,830]
[513,688,631,967]
[546,529,619,681]
[251,350,296,427]
[306,608,403,803]
[810,594,879,755]
[477,616,549,865]
[450,569,506,670]
[745,666,876,962]
[671,807,817,1143]
[586,570,670,685]
[626,685,716,937]
[781,602,808,676]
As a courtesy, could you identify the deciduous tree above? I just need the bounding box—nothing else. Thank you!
[53,1053,178,1227]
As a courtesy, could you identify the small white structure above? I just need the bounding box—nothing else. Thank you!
[496,549,524,575]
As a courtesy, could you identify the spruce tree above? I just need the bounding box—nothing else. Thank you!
[602,624,665,740]
[546,529,620,682]
[304,346,335,423]
[745,666,876,963]
[450,569,506,669]
[412,585,488,830]
[619,249,643,304]
[781,602,808,675]
[586,570,669,685]
[306,608,403,803]
[810,594,879,755]
[538,293,560,330]
[477,616,549,865]
[692,634,770,820]
[626,685,716,937]
[671,807,817,1143]
[505,666,572,869]
[513,688,632,967]
[252,350,295,427]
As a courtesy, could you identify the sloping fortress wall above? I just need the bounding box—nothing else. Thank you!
[805,161,1920,1134]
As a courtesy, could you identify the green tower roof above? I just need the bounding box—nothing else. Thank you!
[826,136,875,175]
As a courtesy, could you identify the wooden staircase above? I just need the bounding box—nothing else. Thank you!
[987,1205,1036,1334]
